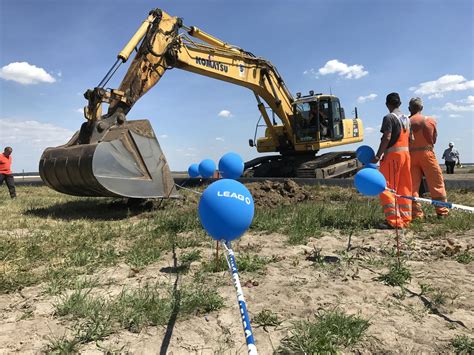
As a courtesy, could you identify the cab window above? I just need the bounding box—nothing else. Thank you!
[332,100,343,139]
[295,102,311,120]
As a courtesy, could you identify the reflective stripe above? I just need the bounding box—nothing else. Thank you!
[409,146,433,152]
[400,211,411,217]
[384,211,398,218]
[382,203,396,209]
[386,146,409,153]
[398,204,412,209]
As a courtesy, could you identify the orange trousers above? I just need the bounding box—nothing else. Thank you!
[379,151,412,228]
[410,150,448,217]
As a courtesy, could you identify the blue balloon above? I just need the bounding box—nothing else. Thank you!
[219,152,244,179]
[354,168,386,196]
[356,145,375,165]
[198,179,254,242]
[199,159,216,178]
[188,163,200,178]
[363,163,378,170]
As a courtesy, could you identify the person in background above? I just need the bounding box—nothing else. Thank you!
[0,147,16,199]
[372,93,412,229]
[408,97,448,218]
[442,142,460,174]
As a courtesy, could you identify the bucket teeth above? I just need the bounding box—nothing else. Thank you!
[39,120,178,199]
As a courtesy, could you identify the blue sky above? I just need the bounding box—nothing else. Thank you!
[1,0,473,172]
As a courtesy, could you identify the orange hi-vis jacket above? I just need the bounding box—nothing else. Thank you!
[0,153,12,175]
[379,114,412,228]
[409,114,448,217]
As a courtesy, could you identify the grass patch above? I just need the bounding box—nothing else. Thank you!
[73,312,113,343]
[43,270,99,296]
[254,309,281,328]
[113,284,173,332]
[54,289,112,344]
[378,263,412,288]
[201,253,271,273]
[54,289,107,319]
[278,309,370,354]
[456,250,473,264]
[180,250,202,264]
[113,283,224,333]
[53,282,224,339]
[252,198,381,245]
[201,254,229,273]
[125,236,162,269]
[44,335,80,354]
[410,212,474,238]
[451,335,474,354]
[0,271,39,294]
[235,254,270,272]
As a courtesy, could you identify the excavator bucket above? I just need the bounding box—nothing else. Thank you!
[39,119,179,199]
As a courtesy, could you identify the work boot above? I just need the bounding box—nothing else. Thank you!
[377,222,395,230]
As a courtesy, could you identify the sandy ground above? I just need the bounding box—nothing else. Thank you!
[1,226,472,354]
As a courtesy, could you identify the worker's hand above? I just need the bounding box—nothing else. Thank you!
[371,156,380,164]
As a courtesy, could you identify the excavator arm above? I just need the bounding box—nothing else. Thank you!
[104,9,296,151]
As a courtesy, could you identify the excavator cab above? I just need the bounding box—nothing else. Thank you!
[293,94,344,143]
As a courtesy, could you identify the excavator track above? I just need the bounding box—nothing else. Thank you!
[296,151,361,178]
[244,151,361,179]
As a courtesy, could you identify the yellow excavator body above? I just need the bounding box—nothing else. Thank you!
[39,8,363,198]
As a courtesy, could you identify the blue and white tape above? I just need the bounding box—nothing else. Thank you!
[223,242,258,355]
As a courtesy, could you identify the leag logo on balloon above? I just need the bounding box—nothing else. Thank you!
[217,190,251,205]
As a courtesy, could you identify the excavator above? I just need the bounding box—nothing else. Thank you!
[39,8,364,199]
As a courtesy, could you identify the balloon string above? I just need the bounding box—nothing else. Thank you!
[174,183,202,195]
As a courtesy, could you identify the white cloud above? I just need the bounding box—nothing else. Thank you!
[364,127,376,134]
[459,95,474,104]
[215,137,225,141]
[0,119,74,147]
[317,59,368,79]
[441,102,474,112]
[410,75,474,96]
[0,62,56,85]
[158,134,168,138]
[357,94,377,103]
[75,108,84,113]
[428,93,444,99]
[218,110,233,118]
[303,68,318,77]
[449,114,462,118]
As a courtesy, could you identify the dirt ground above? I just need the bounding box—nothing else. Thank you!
[0,182,473,354]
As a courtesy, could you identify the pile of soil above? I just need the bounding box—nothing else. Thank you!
[246,179,314,208]
[123,180,314,211]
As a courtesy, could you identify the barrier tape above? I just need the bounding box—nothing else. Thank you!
[386,188,474,213]
[223,241,258,355]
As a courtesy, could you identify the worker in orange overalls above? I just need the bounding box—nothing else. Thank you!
[372,93,412,229]
[408,97,448,218]
[0,146,16,199]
